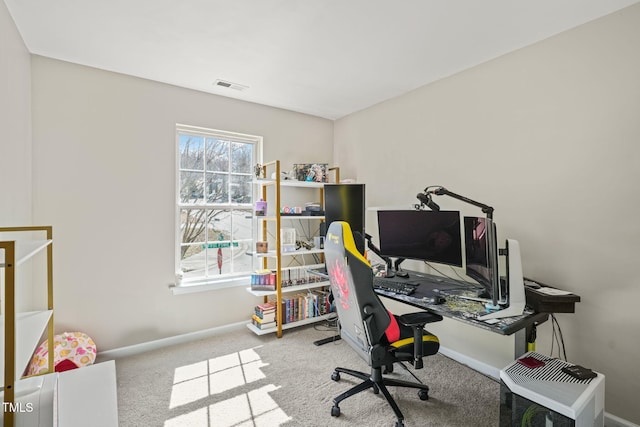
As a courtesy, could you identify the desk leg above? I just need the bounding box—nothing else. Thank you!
[514,328,528,359]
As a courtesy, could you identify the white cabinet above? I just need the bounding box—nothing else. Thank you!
[246,161,337,337]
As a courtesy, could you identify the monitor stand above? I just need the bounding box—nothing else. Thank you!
[478,239,526,321]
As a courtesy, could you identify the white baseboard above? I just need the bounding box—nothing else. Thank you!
[96,321,247,361]
[604,412,640,427]
[438,345,502,380]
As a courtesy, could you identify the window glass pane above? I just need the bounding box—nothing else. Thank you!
[180,171,205,204]
[205,173,229,203]
[231,142,252,173]
[205,209,253,275]
[231,174,252,204]
[206,138,229,172]
[179,135,205,170]
[180,207,208,280]
[180,244,205,281]
[180,208,209,247]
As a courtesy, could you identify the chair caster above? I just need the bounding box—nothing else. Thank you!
[384,363,394,374]
[331,371,340,381]
[395,420,405,427]
[372,384,379,394]
[331,405,341,417]
[418,389,429,401]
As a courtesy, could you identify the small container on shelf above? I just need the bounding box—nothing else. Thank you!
[254,199,267,216]
[281,228,296,252]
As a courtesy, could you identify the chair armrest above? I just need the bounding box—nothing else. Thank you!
[398,311,442,327]
[397,312,442,370]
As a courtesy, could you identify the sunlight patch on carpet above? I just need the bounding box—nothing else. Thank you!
[165,346,291,426]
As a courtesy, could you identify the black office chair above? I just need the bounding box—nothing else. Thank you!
[324,221,443,427]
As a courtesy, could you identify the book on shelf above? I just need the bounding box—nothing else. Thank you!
[251,314,276,330]
[255,301,277,320]
[253,309,276,322]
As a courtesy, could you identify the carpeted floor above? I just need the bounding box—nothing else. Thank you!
[115,323,499,426]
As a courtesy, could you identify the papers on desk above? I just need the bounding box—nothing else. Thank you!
[537,287,574,296]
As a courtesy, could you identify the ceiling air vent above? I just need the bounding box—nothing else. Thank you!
[214,79,249,91]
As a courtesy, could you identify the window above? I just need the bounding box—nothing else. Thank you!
[176,125,262,286]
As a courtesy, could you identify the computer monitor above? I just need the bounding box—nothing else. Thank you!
[463,216,500,306]
[377,210,463,268]
[324,184,366,253]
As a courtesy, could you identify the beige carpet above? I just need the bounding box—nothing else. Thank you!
[115,323,499,426]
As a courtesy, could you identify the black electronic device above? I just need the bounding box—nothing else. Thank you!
[377,210,463,268]
[372,277,417,296]
[324,184,366,254]
[464,216,501,306]
[562,365,597,380]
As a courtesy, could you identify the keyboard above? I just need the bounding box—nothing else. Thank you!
[373,277,417,296]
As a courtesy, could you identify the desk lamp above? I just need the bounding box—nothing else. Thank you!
[415,186,525,320]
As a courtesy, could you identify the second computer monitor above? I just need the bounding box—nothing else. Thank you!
[324,184,366,252]
[377,210,463,267]
[464,216,500,303]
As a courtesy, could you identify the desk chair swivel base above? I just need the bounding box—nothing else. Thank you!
[331,364,429,427]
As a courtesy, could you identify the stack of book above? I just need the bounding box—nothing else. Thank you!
[252,301,277,330]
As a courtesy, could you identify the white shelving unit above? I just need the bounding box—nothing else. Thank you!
[0,227,54,427]
[1,227,119,427]
[248,160,338,337]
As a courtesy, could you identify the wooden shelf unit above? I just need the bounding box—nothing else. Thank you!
[249,161,338,337]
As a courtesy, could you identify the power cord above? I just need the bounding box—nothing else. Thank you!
[549,314,567,361]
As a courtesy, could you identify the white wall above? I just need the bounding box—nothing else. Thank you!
[0,0,31,225]
[335,4,640,423]
[30,56,333,350]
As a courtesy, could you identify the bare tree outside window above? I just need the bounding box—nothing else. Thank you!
[177,126,261,283]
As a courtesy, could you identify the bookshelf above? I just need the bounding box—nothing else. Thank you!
[247,160,338,337]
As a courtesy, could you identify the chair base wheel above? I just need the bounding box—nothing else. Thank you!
[331,371,340,381]
[418,389,429,401]
[331,405,340,417]
[395,420,405,427]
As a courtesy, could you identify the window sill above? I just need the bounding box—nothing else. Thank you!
[170,275,250,295]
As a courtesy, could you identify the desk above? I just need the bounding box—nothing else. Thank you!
[373,271,549,358]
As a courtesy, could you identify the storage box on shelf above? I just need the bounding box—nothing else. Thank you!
[246,160,338,337]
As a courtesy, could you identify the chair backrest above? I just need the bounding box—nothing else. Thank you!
[325,221,391,364]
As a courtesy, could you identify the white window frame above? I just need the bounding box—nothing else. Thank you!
[174,124,263,292]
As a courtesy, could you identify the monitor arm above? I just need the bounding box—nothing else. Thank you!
[418,186,494,220]
[416,186,499,307]
[364,233,393,271]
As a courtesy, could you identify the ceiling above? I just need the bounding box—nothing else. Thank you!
[5,0,639,120]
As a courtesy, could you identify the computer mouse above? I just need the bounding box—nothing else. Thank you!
[423,296,445,305]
